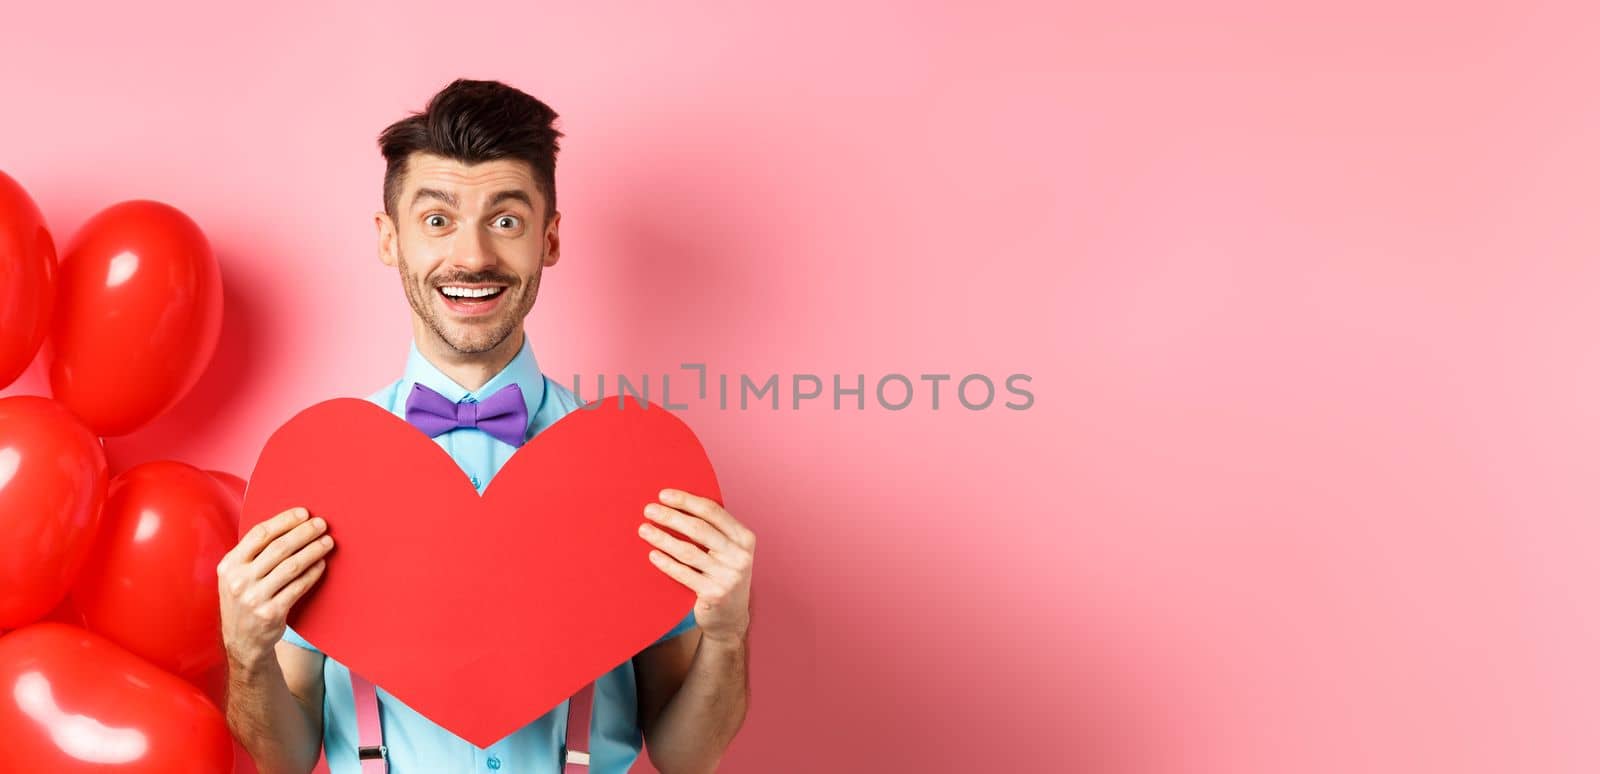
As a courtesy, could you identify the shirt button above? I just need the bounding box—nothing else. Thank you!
[487,757,501,770]
[471,475,481,488]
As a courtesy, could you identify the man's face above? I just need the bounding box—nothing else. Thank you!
[375,152,560,356]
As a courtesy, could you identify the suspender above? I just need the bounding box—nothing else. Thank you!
[350,671,596,772]
[562,676,595,771]
[352,671,387,774]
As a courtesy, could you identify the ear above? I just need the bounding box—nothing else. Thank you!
[375,211,397,268]
[543,210,561,268]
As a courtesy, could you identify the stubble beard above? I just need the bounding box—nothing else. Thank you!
[397,245,542,356]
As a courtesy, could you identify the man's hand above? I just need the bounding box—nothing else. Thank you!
[217,507,335,669]
[638,488,754,644]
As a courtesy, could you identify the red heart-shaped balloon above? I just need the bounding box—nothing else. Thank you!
[0,396,108,631]
[73,461,238,682]
[48,200,222,437]
[0,622,235,773]
[0,170,56,391]
[240,398,717,748]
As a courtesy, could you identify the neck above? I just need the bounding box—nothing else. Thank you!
[411,317,524,392]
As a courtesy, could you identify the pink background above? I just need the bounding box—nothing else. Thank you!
[4,2,1600,772]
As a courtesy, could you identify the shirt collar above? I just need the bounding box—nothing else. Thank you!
[399,333,547,437]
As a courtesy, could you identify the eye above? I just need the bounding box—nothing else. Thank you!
[425,214,448,229]
[495,215,521,229]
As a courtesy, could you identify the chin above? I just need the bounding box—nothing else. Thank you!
[436,319,513,354]
[442,331,504,354]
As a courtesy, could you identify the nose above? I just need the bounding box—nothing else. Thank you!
[449,223,498,274]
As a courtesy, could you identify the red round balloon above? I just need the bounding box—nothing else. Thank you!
[71,461,238,681]
[0,622,233,773]
[0,396,108,629]
[0,170,56,390]
[48,200,222,436]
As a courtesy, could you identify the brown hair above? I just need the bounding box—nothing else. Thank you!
[378,78,563,222]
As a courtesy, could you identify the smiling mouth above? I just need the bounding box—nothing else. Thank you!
[435,285,509,314]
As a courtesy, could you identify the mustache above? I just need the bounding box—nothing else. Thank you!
[431,273,517,287]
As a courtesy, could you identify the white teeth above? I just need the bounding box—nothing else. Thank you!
[441,286,502,299]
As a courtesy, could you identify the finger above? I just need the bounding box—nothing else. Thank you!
[233,507,311,564]
[258,533,335,600]
[648,550,715,596]
[268,557,328,615]
[643,504,737,556]
[659,489,754,549]
[639,522,720,575]
[249,516,327,580]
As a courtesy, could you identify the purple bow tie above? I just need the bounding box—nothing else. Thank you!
[404,382,528,447]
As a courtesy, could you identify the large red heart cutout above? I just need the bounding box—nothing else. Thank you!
[240,398,717,748]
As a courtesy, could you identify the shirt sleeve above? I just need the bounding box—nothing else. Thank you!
[652,609,698,645]
[281,624,321,653]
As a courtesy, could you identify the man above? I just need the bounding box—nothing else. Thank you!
[217,79,753,774]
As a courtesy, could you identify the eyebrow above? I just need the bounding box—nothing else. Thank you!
[411,187,457,211]
[490,190,534,209]
[410,188,533,212]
